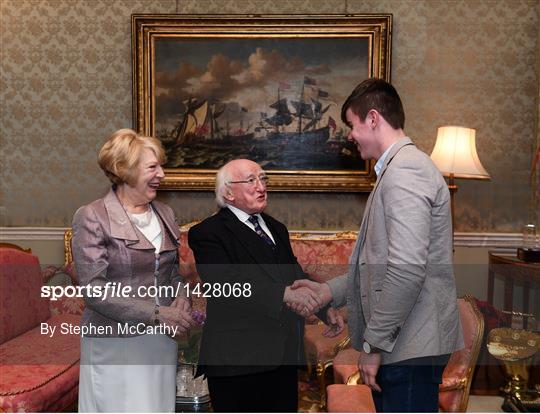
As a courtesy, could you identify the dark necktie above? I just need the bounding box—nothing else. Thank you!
[248,215,275,246]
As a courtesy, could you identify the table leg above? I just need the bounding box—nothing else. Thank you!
[488,268,495,305]
[503,276,513,312]
[523,281,530,329]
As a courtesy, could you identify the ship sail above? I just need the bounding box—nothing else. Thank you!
[264,97,293,127]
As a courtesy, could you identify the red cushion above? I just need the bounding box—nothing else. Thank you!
[439,298,482,412]
[0,365,79,412]
[333,348,361,384]
[441,299,476,386]
[179,232,199,284]
[327,384,376,412]
[0,248,51,344]
[0,314,81,393]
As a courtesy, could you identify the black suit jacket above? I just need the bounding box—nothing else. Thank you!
[188,208,308,377]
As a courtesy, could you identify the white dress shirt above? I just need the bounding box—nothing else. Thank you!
[226,204,276,244]
[374,141,398,177]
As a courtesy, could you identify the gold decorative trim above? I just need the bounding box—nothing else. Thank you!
[289,231,358,240]
[63,228,73,268]
[346,371,362,385]
[178,221,201,232]
[1,228,522,247]
[456,295,485,413]
[0,242,32,254]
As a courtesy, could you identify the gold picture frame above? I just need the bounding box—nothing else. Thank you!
[132,14,392,191]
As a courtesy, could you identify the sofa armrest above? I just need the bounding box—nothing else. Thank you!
[42,265,84,316]
[49,295,85,316]
[42,264,77,286]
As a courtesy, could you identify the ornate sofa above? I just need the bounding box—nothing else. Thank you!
[56,225,355,412]
[62,224,357,284]
[0,245,84,412]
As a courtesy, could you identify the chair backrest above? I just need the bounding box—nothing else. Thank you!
[0,243,32,253]
[439,296,485,412]
[290,232,356,282]
[0,246,51,344]
[65,227,358,283]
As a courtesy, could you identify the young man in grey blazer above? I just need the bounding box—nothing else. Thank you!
[295,78,463,412]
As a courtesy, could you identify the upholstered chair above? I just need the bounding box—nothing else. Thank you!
[327,373,375,413]
[327,296,484,413]
[289,232,356,408]
[438,296,485,412]
[332,346,361,384]
[303,317,349,407]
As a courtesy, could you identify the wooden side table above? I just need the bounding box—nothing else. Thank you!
[487,252,540,322]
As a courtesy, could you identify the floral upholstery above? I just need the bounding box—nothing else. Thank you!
[178,225,357,284]
[0,249,51,344]
[304,324,349,362]
[438,297,484,412]
[0,247,82,413]
[332,347,361,384]
[0,365,79,413]
[49,296,85,317]
[326,384,375,413]
[179,230,199,285]
[290,236,355,282]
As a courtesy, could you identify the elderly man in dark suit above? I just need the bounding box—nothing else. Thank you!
[188,159,343,412]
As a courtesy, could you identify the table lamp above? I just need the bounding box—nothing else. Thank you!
[430,126,491,236]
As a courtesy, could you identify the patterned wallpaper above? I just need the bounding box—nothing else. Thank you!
[1,0,538,232]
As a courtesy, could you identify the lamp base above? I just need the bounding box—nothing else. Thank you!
[517,247,540,263]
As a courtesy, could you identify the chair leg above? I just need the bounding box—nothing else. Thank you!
[306,359,313,379]
[316,362,326,408]
[316,360,334,409]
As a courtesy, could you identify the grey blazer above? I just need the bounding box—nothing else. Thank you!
[328,137,464,364]
[72,188,185,337]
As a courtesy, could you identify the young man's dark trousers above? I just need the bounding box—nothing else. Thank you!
[371,355,449,412]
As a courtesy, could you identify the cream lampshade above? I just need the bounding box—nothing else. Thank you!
[431,126,490,180]
[430,126,490,242]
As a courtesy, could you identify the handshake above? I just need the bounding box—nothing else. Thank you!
[283,279,344,338]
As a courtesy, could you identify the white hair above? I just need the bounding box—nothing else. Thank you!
[215,162,233,207]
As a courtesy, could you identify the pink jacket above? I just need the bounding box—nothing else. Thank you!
[72,188,185,337]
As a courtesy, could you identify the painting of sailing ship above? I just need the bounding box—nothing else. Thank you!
[154,38,369,171]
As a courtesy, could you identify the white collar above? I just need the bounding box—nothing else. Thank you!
[226,204,258,223]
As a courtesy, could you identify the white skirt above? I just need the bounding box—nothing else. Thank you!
[78,334,178,412]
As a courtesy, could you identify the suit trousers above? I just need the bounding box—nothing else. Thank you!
[207,365,298,412]
[371,355,449,413]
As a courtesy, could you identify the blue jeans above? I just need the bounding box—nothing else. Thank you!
[371,355,449,413]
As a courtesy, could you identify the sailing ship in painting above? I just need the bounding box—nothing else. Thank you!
[160,76,361,170]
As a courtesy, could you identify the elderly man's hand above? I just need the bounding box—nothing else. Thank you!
[291,279,333,307]
[283,285,324,317]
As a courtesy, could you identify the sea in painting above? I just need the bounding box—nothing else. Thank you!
[154,37,370,171]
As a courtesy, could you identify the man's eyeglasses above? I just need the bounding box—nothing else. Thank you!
[228,176,269,187]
